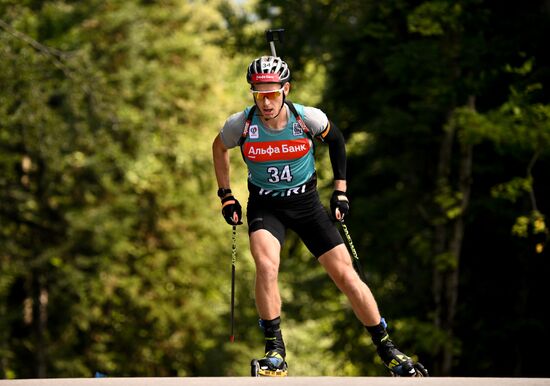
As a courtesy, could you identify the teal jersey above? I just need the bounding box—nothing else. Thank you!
[241,103,315,193]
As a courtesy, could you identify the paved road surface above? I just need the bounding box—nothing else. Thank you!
[1,378,548,386]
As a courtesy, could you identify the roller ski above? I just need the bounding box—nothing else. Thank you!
[377,336,428,377]
[251,351,288,377]
[251,314,288,377]
[366,318,429,377]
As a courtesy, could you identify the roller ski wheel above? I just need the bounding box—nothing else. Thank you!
[376,334,428,377]
[413,362,429,377]
[250,351,288,377]
[387,361,429,377]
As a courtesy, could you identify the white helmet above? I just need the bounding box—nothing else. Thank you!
[246,56,291,84]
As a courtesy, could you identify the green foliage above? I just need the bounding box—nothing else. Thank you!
[1,0,549,379]
[0,0,254,378]
[456,83,550,150]
[491,177,532,202]
[408,1,463,36]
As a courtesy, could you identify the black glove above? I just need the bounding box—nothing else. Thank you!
[330,190,349,221]
[221,195,243,225]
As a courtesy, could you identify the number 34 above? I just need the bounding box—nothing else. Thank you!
[267,165,293,183]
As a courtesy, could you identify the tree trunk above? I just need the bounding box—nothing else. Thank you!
[433,110,454,376]
[31,275,48,378]
[37,282,48,378]
[433,96,475,375]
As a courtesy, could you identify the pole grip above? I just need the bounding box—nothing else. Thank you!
[269,41,277,57]
[265,29,285,57]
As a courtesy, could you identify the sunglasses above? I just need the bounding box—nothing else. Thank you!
[250,86,285,100]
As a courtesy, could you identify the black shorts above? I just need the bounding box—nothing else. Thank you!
[246,190,344,258]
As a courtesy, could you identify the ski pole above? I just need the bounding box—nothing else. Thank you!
[265,29,284,57]
[230,225,237,342]
[340,219,368,283]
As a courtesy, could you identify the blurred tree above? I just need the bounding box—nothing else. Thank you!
[0,0,257,378]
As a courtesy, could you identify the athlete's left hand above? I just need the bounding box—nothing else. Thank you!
[330,190,349,221]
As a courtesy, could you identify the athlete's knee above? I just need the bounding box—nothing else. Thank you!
[255,257,279,282]
[251,241,280,282]
[335,263,363,288]
[320,248,361,286]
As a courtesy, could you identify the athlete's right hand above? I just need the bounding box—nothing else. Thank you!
[221,195,243,225]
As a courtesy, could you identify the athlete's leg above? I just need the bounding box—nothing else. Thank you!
[247,199,288,368]
[250,228,288,370]
[319,245,421,376]
[318,244,382,326]
[249,229,282,320]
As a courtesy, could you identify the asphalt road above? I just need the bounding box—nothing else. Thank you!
[0,378,549,386]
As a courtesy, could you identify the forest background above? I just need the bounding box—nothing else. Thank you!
[1,0,549,379]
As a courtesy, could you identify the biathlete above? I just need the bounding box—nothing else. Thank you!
[212,55,426,377]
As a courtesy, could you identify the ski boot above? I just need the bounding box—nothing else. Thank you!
[377,336,428,377]
[367,318,428,377]
[251,350,288,377]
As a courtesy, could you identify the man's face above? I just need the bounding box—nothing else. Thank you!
[251,82,290,119]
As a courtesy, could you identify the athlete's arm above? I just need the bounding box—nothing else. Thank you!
[213,133,243,225]
[220,111,247,149]
[301,107,347,189]
[322,121,349,220]
[321,120,347,190]
[212,133,232,194]
[213,110,248,189]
